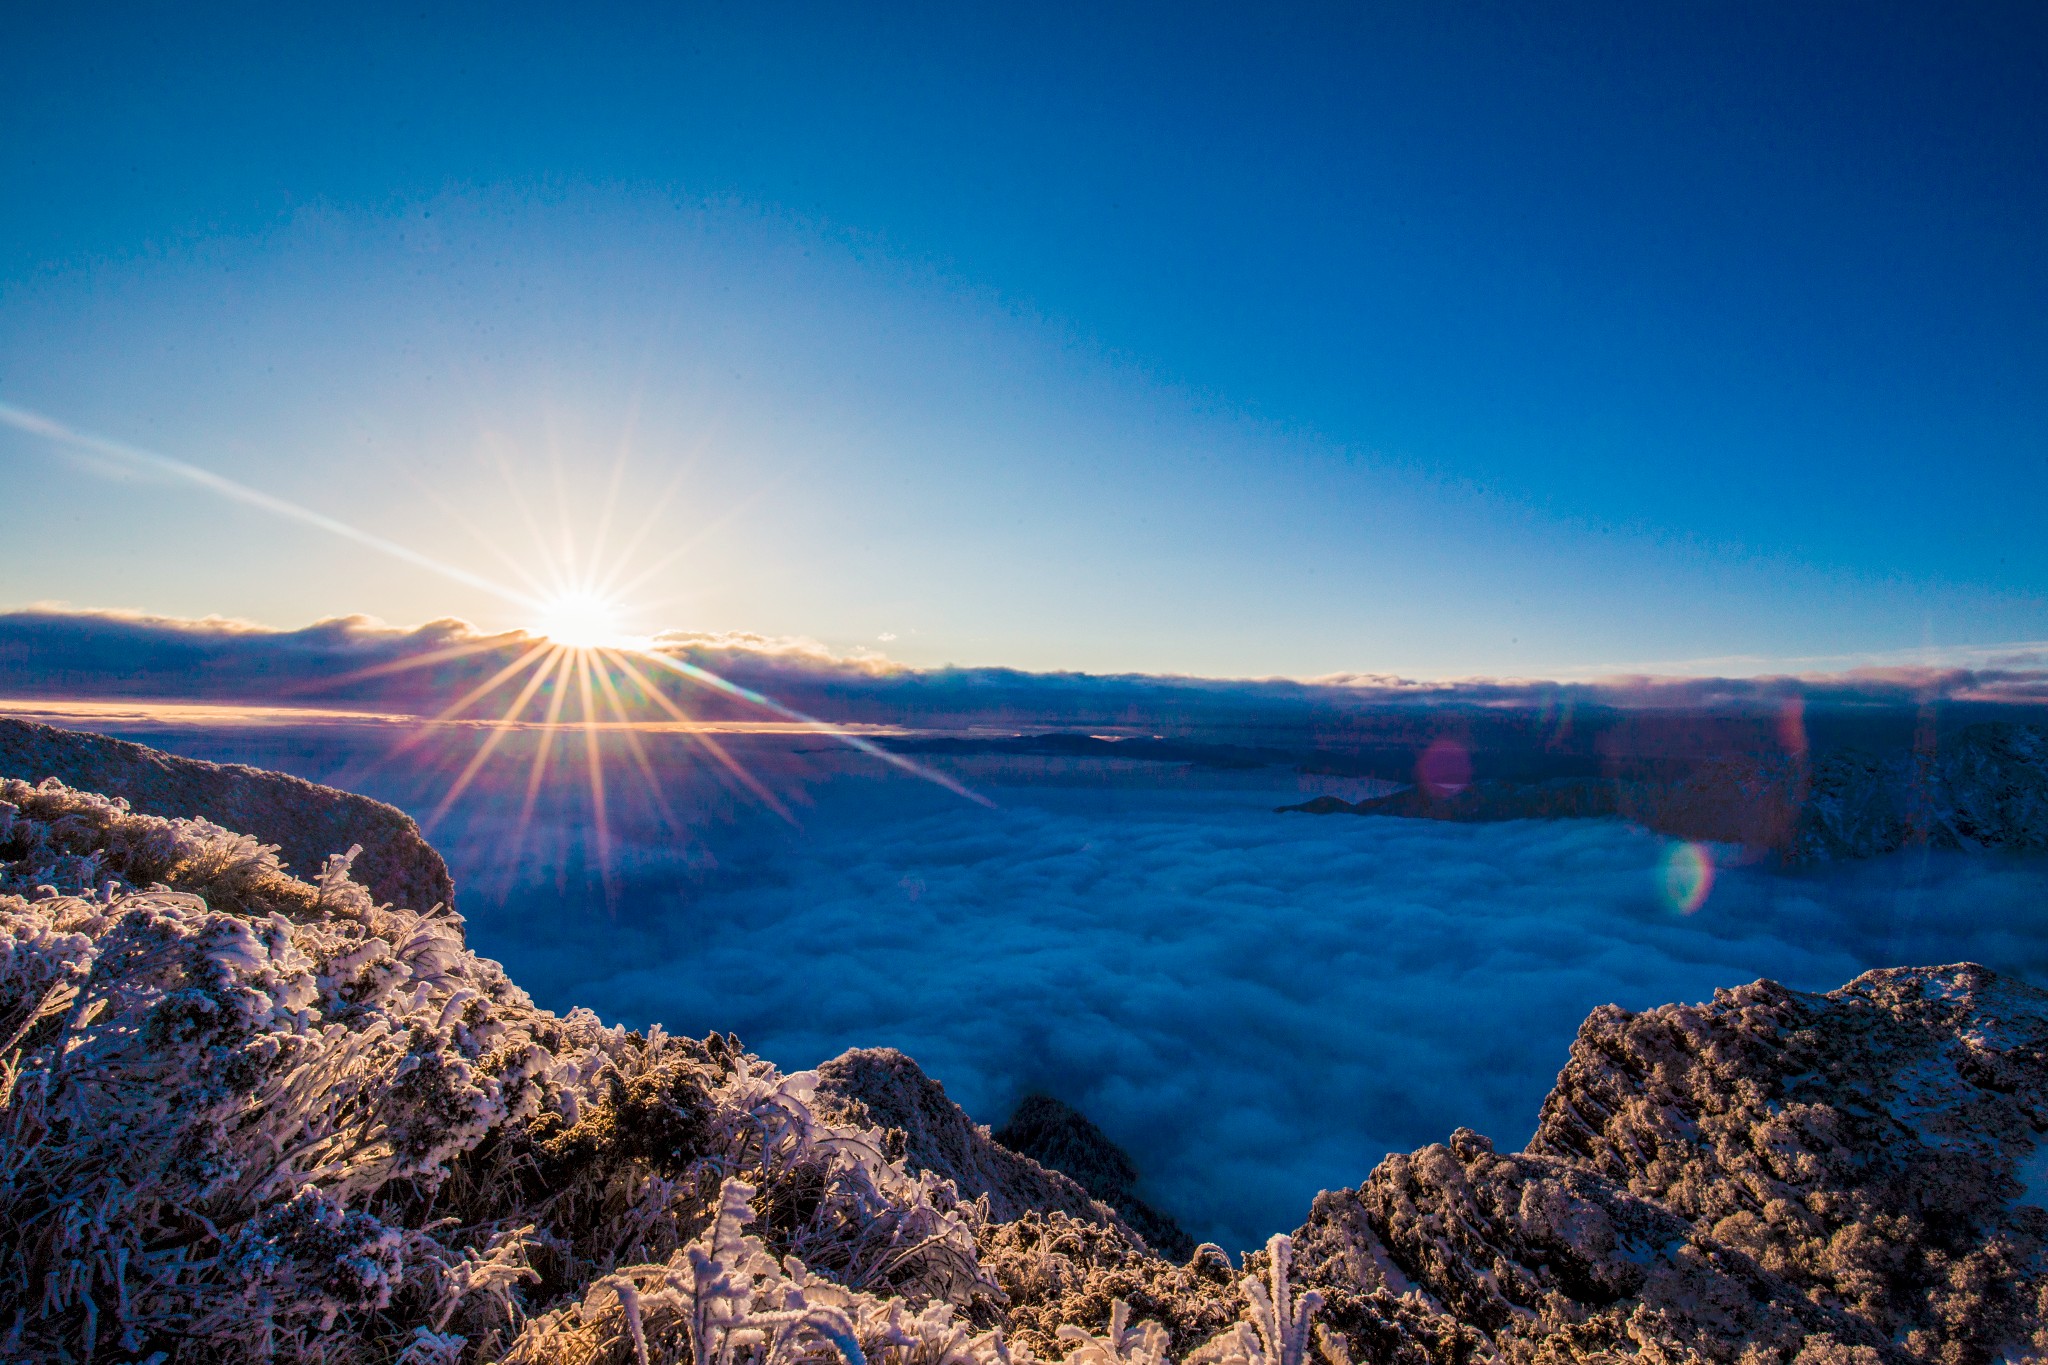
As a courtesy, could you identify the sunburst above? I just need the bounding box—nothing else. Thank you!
[368,448,991,904]
[0,398,989,905]
[531,591,638,650]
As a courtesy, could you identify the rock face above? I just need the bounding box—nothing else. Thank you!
[1795,724,2048,863]
[0,715,453,908]
[1529,965,2048,1358]
[814,1047,1139,1238]
[1282,721,2048,866]
[812,1060,1199,1262]
[0,776,1010,1365]
[1281,964,2048,1363]
[996,1094,1196,1261]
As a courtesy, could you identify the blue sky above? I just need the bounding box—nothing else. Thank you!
[3,2,2044,678]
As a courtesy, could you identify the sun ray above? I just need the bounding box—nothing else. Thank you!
[588,464,694,598]
[573,649,616,903]
[0,400,540,611]
[590,649,686,833]
[397,464,561,602]
[586,417,729,597]
[509,648,579,862]
[602,647,797,822]
[3,395,995,896]
[488,434,574,599]
[277,634,525,700]
[587,440,634,593]
[598,478,781,604]
[625,646,993,806]
[543,415,580,585]
[423,644,564,832]
[388,638,557,759]
[310,637,553,795]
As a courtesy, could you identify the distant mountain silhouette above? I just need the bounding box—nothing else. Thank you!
[1281,721,2048,864]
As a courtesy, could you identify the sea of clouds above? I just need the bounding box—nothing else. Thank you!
[445,759,2048,1253]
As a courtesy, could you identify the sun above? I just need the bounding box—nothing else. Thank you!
[532,591,633,649]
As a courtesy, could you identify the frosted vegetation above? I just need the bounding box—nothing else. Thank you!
[0,777,1320,1365]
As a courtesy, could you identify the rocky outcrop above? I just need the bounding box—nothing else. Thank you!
[1287,1132,1895,1362]
[808,1061,1200,1262]
[818,967,2048,1362]
[814,1047,1141,1238]
[996,1094,1196,1260]
[1282,721,2048,866]
[1274,964,2048,1364]
[1527,965,2048,1359]
[976,1211,1243,1359]
[0,776,1009,1364]
[1794,723,2048,862]
[0,715,453,908]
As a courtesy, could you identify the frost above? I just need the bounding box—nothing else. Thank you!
[1187,1238,1322,1365]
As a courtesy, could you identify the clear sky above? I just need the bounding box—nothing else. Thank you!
[2,2,2043,679]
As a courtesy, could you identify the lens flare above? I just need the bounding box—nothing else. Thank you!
[1661,841,1715,914]
[1416,738,1472,798]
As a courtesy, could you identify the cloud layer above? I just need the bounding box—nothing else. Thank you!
[8,608,2048,729]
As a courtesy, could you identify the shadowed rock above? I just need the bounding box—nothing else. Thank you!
[0,716,452,909]
[996,1093,1196,1261]
[813,1047,1156,1245]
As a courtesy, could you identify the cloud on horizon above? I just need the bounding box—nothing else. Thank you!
[7,608,2048,733]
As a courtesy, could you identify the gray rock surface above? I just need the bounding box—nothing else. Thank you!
[0,715,453,908]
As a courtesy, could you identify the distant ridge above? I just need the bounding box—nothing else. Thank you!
[1281,721,2048,864]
